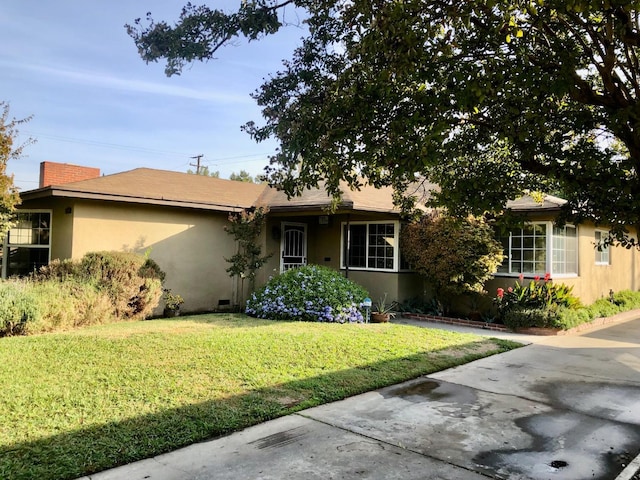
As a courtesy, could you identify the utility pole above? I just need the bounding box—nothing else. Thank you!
[190,154,204,174]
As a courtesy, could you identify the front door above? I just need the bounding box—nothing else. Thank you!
[281,222,307,272]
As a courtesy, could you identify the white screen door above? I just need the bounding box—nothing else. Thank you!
[281,222,307,272]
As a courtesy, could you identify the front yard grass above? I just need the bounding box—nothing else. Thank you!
[0,314,521,480]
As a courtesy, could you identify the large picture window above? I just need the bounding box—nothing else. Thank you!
[2,211,51,277]
[342,221,398,271]
[497,222,577,276]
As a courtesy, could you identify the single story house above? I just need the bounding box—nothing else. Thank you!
[7,161,640,314]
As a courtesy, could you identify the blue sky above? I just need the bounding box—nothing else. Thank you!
[2,1,305,191]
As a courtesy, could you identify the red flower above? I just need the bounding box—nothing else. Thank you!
[544,272,551,282]
[497,288,505,299]
[534,275,540,281]
[508,287,513,293]
[519,274,524,282]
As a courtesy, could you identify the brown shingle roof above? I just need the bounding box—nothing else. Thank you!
[257,182,401,213]
[21,168,268,212]
[22,166,560,215]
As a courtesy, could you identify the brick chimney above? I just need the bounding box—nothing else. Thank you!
[39,162,101,188]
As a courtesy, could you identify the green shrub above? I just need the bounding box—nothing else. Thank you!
[4,251,167,337]
[502,307,560,330]
[0,279,122,336]
[38,252,165,321]
[495,275,581,322]
[246,265,369,323]
[502,290,640,331]
[35,258,79,280]
[554,307,594,330]
[587,298,622,319]
[77,251,164,320]
[401,212,503,298]
[0,281,42,336]
[30,280,115,332]
[494,274,582,329]
[612,290,640,310]
[399,297,444,316]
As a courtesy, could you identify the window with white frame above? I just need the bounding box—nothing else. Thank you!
[342,221,398,271]
[594,230,610,265]
[497,222,577,276]
[1,211,51,277]
[552,225,577,274]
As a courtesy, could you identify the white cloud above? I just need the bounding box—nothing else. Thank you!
[2,60,252,104]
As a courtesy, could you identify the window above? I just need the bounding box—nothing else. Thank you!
[552,226,577,274]
[1,211,51,277]
[342,221,398,271]
[498,222,577,276]
[594,230,610,265]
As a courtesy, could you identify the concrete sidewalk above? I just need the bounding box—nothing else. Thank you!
[83,315,640,480]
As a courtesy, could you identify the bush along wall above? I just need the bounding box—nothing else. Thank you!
[0,251,165,337]
[246,264,368,323]
[494,274,640,331]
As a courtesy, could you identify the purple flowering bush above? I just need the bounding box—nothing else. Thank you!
[246,265,369,323]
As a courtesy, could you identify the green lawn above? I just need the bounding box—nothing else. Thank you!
[0,314,521,480]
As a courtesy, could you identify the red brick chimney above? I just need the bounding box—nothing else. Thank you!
[39,162,101,188]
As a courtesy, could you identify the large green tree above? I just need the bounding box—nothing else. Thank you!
[128,1,640,244]
[0,102,31,239]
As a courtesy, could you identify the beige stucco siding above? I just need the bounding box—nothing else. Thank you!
[567,222,639,302]
[65,201,237,313]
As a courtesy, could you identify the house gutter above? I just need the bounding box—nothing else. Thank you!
[20,188,248,213]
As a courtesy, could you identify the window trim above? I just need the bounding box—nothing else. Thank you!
[2,209,52,278]
[496,221,578,278]
[594,230,611,266]
[340,220,400,272]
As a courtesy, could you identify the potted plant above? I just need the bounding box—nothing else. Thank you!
[371,293,396,323]
[163,289,184,317]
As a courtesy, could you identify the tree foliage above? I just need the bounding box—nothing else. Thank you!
[187,165,220,177]
[229,169,257,183]
[401,212,504,300]
[0,102,32,239]
[129,1,640,244]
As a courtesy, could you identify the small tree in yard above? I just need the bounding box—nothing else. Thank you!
[401,212,504,311]
[0,102,33,239]
[224,206,271,304]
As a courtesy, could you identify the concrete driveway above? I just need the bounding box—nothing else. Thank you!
[84,315,640,480]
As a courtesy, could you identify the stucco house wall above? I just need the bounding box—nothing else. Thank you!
[72,202,237,313]
[20,197,239,314]
[564,222,638,302]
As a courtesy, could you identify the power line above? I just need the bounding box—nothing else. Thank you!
[202,152,272,166]
[22,130,274,164]
[22,130,193,158]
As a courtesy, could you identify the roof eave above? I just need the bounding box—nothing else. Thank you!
[21,188,248,213]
